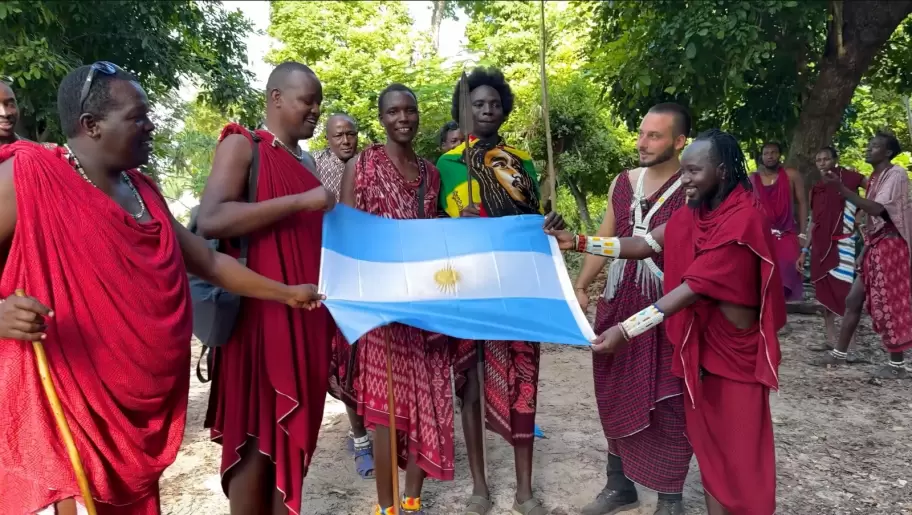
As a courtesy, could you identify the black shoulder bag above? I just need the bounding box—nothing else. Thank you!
[190,131,261,382]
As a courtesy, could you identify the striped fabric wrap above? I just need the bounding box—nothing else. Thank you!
[829,201,857,284]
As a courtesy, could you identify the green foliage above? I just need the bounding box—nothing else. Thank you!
[835,86,912,172]
[585,0,833,153]
[0,1,258,143]
[267,1,464,159]
[151,98,228,200]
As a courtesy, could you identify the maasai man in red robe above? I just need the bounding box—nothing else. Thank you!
[815,132,912,379]
[198,62,336,515]
[551,129,784,515]
[437,68,565,515]
[0,63,324,515]
[339,84,451,515]
[751,142,808,302]
[0,81,19,150]
[799,146,865,350]
[574,103,691,515]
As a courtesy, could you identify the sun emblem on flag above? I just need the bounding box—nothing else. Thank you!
[434,264,461,294]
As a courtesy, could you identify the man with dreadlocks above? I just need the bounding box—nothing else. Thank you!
[550,129,784,515]
[575,103,691,515]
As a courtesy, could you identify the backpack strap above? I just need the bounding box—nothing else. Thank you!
[238,131,262,265]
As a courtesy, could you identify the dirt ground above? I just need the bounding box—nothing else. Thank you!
[161,307,912,515]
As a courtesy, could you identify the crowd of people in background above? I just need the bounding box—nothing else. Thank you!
[0,57,909,515]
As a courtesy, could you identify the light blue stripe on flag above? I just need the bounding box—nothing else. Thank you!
[319,205,595,346]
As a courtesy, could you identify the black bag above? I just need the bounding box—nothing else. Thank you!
[190,132,261,382]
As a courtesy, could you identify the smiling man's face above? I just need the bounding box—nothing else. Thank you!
[0,82,19,143]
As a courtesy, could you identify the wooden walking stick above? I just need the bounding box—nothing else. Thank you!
[15,289,97,515]
[458,70,489,478]
[384,328,401,511]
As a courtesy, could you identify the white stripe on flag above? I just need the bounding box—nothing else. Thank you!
[321,248,565,303]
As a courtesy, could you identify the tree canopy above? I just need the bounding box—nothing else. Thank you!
[585,0,912,177]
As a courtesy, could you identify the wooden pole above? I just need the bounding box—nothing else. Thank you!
[384,329,400,511]
[539,0,557,209]
[16,289,97,515]
[459,71,475,209]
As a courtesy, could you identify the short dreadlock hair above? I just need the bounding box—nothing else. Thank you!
[450,67,515,122]
[695,129,752,198]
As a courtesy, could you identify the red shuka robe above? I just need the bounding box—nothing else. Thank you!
[663,185,784,515]
[0,142,192,514]
[205,124,334,514]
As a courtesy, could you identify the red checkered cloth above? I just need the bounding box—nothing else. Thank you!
[591,170,691,493]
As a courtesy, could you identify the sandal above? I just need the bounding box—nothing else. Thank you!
[402,496,425,514]
[353,441,375,480]
[512,498,547,515]
[464,495,493,515]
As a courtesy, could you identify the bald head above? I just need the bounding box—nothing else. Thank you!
[0,81,19,143]
[265,61,323,141]
[266,61,317,94]
[326,113,359,161]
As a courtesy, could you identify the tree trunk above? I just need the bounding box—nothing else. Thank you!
[430,0,446,52]
[566,177,593,231]
[786,0,912,183]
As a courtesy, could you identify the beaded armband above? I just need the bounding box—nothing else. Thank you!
[618,304,665,340]
[577,234,621,258]
[643,233,663,254]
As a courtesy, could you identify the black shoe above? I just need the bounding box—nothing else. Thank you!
[654,498,685,515]
[580,487,639,515]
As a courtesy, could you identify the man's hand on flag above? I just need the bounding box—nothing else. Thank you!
[590,325,629,355]
[284,284,325,310]
[543,212,565,230]
[545,229,576,250]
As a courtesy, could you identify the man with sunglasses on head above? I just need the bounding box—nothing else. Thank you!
[197,61,335,515]
[0,62,326,514]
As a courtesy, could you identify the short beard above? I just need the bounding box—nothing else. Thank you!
[639,145,675,167]
[687,184,721,210]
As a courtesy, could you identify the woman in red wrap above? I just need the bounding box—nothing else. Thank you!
[815,132,912,379]
[799,147,865,349]
[339,84,450,515]
[0,64,323,515]
[198,62,336,515]
[551,129,784,515]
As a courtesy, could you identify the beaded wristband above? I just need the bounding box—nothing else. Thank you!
[644,233,663,253]
[619,304,665,339]
[584,235,621,258]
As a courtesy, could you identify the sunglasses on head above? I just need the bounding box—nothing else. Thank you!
[79,61,124,113]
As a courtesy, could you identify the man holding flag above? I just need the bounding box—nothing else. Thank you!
[437,67,564,515]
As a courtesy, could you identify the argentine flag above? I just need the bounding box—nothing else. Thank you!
[319,205,595,346]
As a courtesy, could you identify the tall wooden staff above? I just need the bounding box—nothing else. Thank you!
[16,289,97,515]
[458,71,489,479]
[539,0,557,209]
[383,329,400,510]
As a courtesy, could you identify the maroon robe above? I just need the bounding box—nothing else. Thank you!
[664,186,784,515]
